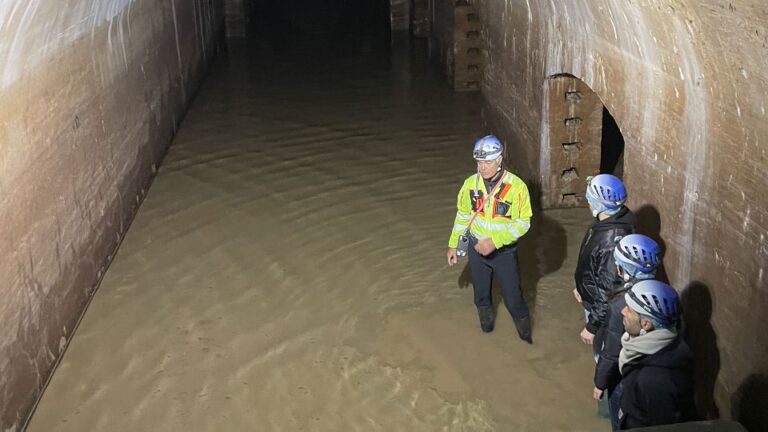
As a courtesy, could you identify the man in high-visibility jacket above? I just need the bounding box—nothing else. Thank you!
[447,135,533,343]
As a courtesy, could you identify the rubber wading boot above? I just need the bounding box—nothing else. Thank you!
[477,307,495,333]
[514,316,533,344]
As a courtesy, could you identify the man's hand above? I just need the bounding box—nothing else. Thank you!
[447,248,458,266]
[593,387,603,400]
[474,238,496,256]
[580,327,595,345]
[573,288,582,303]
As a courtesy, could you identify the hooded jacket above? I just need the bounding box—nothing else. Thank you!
[574,206,635,334]
[619,337,697,429]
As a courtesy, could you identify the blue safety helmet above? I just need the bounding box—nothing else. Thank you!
[473,135,504,161]
[614,234,661,279]
[625,280,680,328]
[586,174,627,216]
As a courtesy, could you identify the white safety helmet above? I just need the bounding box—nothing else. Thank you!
[473,135,504,161]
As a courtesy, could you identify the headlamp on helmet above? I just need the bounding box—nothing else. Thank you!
[473,135,504,161]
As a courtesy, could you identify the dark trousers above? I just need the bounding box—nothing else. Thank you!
[468,238,530,320]
[609,382,624,431]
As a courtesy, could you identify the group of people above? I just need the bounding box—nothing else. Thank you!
[574,172,696,430]
[446,135,696,430]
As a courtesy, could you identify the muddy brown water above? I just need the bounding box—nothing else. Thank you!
[28,36,607,431]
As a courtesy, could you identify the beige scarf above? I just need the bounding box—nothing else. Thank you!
[618,328,677,374]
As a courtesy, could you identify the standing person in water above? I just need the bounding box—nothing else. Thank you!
[573,174,635,352]
[617,280,696,429]
[593,234,662,430]
[446,135,534,343]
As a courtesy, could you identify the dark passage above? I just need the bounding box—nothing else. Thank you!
[600,107,625,176]
[249,0,391,50]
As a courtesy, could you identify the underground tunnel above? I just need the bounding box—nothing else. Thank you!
[1,0,766,431]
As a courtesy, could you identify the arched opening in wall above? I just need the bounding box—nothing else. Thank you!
[543,74,625,208]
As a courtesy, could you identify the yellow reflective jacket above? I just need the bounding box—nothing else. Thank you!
[448,170,533,249]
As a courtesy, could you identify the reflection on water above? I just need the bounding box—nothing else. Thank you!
[28,29,606,432]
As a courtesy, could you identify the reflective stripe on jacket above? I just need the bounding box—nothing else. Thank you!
[448,171,532,249]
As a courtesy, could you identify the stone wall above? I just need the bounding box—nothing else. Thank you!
[0,0,224,429]
[477,0,768,419]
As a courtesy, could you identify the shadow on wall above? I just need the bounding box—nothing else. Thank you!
[731,372,768,432]
[680,281,721,421]
[517,204,569,313]
[634,208,766,431]
[457,179,569,319]
[634,204,670,284]
[641,205,723,421]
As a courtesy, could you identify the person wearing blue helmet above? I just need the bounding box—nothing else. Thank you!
[616,280,695,429]
[446,135,534,342]
[573,174,635,350]
[593,234,661,430]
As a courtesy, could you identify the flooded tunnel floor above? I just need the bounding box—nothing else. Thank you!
[28,37,607,431]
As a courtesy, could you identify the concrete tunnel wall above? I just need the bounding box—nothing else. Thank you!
[471,0,768,419]
[0,0,224,428]
[2,0,766,427]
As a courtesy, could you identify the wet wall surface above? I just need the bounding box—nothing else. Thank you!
[0,0,223,429]
[27,33,610,431]
[476,0,768,418]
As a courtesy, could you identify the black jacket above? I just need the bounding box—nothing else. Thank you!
[574,206,635,334]
[594,283,631,391]
[619,337,697,429]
